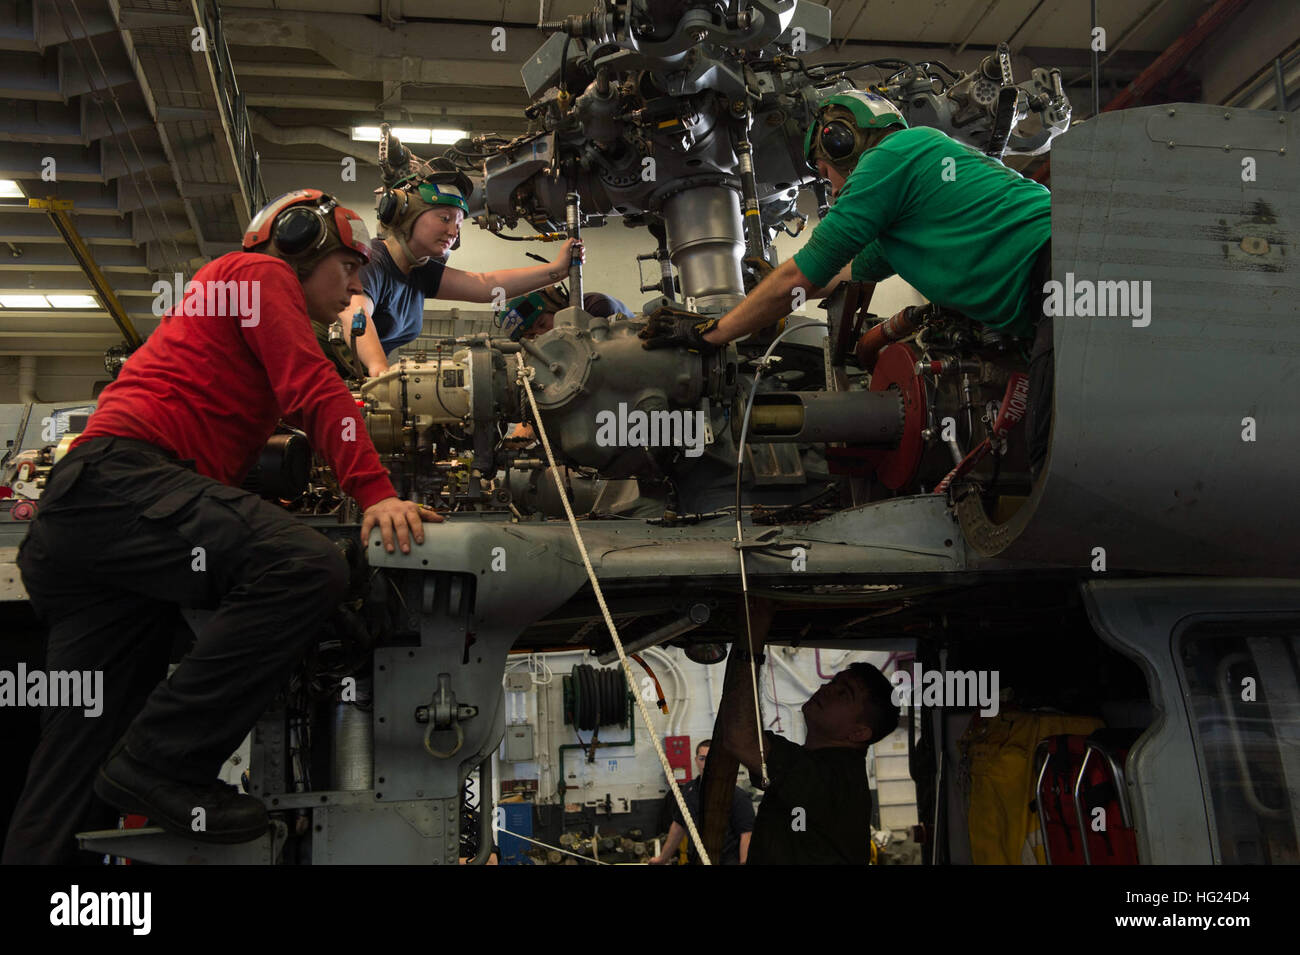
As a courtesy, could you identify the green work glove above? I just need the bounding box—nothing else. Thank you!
[639,305,722,353]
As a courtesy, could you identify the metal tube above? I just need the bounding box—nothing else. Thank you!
[596,605,709,665]
[1276,57,1288,111]
[734,126,766,260]
[330,675,374,791]
[742,390,904,445]
[566,191,583,306]
[662,186,744,310]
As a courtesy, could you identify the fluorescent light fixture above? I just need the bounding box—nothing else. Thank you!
[353,126,462,145]
[46,294,99,308]
[0,295,51,308]
[391,127,432,144]
[0,179,24,198]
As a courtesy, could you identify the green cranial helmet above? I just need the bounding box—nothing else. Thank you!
[495,285,568,341]
[413,177,470,215]
[804,90,908,169]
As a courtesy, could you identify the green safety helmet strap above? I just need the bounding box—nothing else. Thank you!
[804,90,908,166]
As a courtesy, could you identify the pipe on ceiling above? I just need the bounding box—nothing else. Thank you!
[18,355,41,404]
[248,111,378,162]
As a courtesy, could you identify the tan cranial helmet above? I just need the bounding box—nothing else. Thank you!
[375,158,473,264]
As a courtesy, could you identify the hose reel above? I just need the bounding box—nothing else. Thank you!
[564,663,629,731]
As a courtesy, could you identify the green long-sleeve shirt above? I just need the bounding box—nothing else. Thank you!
[792,126,1051,338]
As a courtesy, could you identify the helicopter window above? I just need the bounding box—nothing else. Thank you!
[1179,620,1300,864]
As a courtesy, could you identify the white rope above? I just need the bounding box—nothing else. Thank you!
[495,827,613,865]
[514,353,713,865]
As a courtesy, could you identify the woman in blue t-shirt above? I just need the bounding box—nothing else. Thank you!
[345,169,582,376]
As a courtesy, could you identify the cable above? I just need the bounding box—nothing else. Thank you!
[732,318,828,789]
[514,352,713,865]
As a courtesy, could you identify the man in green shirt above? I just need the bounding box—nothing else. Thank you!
[642,90,1055,478]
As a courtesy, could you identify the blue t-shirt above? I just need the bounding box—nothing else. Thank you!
[360,239,446,355]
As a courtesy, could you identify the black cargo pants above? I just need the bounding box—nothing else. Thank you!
[3,436,348,864]
[1024,239,1054,481]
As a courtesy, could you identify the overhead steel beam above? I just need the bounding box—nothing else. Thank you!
[0,100,88,144]
[3,180,121,214]
[116,10,194,30]
[0,330,153,341]
[231,63,352,81]
[0,211,136,242]
[242,92,525,118]
[26,196,141,348]
[1105,0,1254,111]
[0,350,117,356]
[0,53,64,101]
[953,0,1004,57]
[99,147,170,182]
[0,243,150,271]
[0,273,160,296]
[32,2,116,47]
[0,142,105,182]
[106,7,222,257]
[0,316,160,334]
[220,12,537,87]
[1099,0,1171,68]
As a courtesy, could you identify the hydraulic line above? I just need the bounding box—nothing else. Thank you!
[565,192,583,307]
[630,653,668,715]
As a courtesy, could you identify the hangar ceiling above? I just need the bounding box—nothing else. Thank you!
[0,0,1293,367]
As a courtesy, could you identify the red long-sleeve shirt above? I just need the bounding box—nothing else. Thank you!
[74,252,397,510]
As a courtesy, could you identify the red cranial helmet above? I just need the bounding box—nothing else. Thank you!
[243,189,371,277]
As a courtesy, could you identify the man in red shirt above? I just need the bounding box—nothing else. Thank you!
[3,190,439,864]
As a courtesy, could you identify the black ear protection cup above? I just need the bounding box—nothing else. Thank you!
[450,232,461,252]
[376,189,402,227]
[272,206,328,256]
[818,119,860,161]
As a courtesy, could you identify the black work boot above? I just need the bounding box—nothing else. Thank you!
[94,747,269,844]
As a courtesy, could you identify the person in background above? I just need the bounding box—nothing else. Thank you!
[649,739,755,865]
[498,286,633,442]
